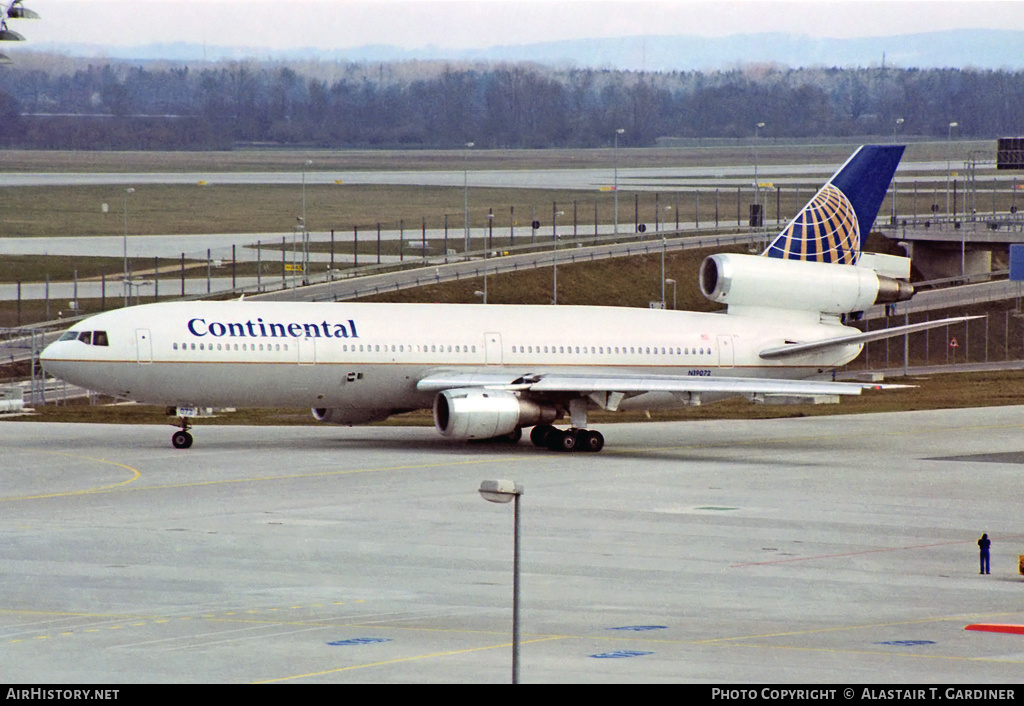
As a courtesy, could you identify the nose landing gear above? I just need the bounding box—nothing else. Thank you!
[169,408,196,449]
[172,427,193,449]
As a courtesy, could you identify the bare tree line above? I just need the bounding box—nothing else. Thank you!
[1,56,1022,150]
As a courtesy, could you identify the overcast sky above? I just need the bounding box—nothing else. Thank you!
[12,0,1024,51]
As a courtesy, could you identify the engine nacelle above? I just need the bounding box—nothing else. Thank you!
[699,253,912,315]
[433,389,558,440]
[312,407,393,426]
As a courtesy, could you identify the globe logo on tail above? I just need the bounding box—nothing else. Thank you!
[765,183,860,265]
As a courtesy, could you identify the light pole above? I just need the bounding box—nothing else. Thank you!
[552,210,564,304]
[292,219,304,292]
[478,479,524,685]
[301,159,312,284]
[893,117,904,142]
[129,280,151,306]
[122,187,135,307]
[464,141,474,254]
[613,128,624,234]
[753,122,765,213]
[661,234,666,307]
[947,121,958,217]
[665,278,676,310]
[892,118,904,221]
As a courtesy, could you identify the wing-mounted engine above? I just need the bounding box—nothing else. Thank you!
[699,253,913,316]
[433,389,558,440]
[312,407,393,425]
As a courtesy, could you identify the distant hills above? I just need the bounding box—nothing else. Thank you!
[32,29,1024,71]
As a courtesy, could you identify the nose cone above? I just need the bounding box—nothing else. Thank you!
[40,335,75,379]
[40,339,59,366]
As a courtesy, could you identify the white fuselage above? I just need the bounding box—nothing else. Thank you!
[41,300,862,414]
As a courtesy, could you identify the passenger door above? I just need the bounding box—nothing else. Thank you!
[485,332,502,365]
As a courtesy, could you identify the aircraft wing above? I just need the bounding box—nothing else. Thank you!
[416,370,906,399]
[758,315,981,360]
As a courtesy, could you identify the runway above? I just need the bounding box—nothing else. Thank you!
[2,407,1024,684]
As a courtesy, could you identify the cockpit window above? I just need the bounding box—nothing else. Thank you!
[61,330,109,346]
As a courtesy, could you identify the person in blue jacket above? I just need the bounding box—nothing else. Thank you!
[978,533,991,574]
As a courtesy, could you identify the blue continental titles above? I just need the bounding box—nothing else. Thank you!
[187,317,359,339]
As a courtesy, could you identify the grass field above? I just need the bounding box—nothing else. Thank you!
[0,182,842,240]
[3,141,1023,425]
[1,140,1005,241]
[0,140,993,173]
[0,144,889,173]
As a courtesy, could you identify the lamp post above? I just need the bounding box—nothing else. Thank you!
[892,118,904,221]
[661,234,667,307]
[753,122,765,209]
[301,159,312,284]
[552,210,564,304]
[129,280,151,306]
[947,121,958,217]
[478,479,524,685]
[613,128,624,234]
[292,219,304,292]
[464,141,474,254]
[122,187,135,307]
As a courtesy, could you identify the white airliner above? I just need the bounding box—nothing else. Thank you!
[41,145,968,452]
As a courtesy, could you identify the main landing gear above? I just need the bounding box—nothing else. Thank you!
[530,424,604,453]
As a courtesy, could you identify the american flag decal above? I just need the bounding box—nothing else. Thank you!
[765,183,859,265]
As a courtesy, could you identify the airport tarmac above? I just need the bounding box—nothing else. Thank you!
[2,407,1024,684]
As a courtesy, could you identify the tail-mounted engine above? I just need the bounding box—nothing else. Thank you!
[699,253,913,315]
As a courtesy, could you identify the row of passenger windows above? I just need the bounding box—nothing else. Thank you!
[170,340,710,357]
[172,342,479,354]
[174,342,290,352]
[510,344,711,356]
[340,344,479,354]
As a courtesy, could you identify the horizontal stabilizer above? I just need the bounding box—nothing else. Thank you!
[759,316,982,360]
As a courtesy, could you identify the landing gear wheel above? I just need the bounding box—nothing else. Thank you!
[171,412,194,449]
[530,424,555,448]
[549,428,577,452]
[578,429,605,453]
[502,427,523,444]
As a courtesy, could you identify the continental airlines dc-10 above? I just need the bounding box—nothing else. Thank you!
[41,146,968,452]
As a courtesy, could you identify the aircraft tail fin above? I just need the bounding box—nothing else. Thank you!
[762,145,904,265]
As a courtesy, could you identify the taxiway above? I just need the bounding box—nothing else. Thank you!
[2,407,1023,683]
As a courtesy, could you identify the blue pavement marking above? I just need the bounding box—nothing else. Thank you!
[328,637,393,646]
[591,650,655,659]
